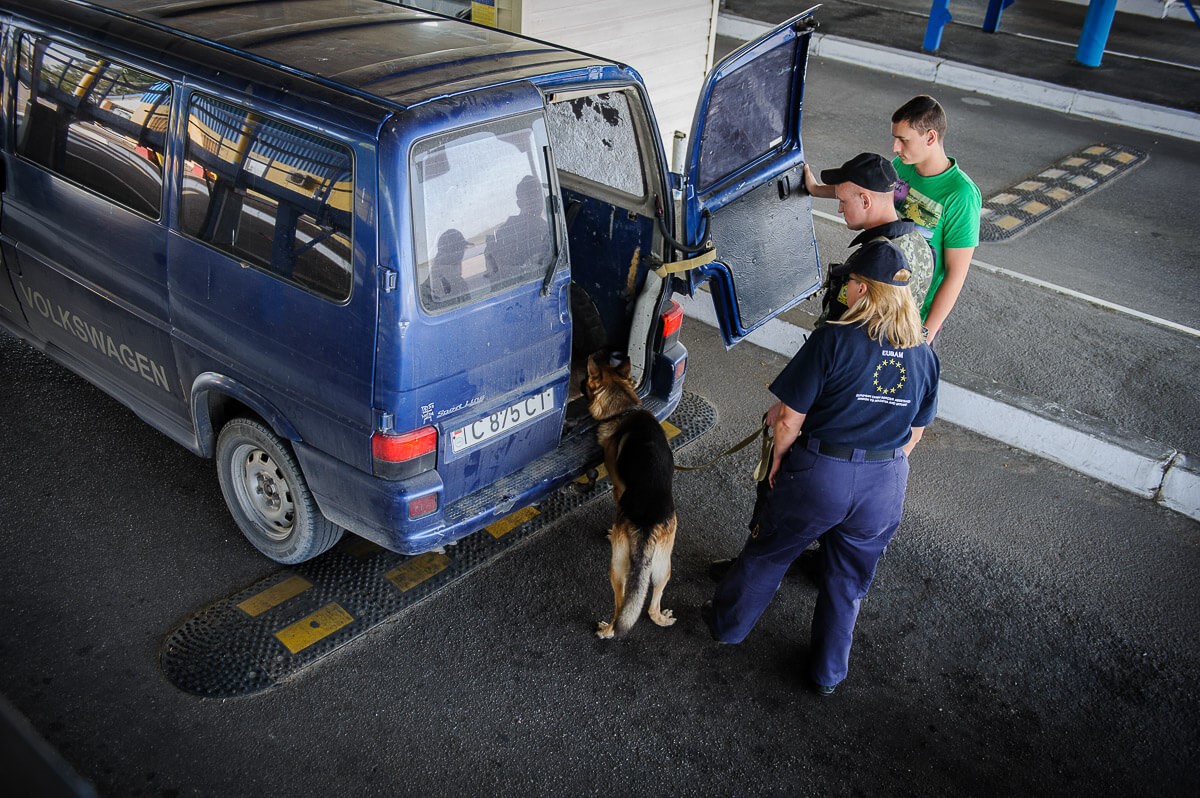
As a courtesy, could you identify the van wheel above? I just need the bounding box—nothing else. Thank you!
[215,418,343,564]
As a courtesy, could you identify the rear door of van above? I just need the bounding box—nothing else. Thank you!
[375,84,572,508]
[679,9,823,345]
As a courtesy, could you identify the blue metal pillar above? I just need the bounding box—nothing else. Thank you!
[923,0,953,52]
[1075,0,1118,67]
[982,0,1018,33]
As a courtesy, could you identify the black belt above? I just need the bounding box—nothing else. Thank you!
[801,435,896,461]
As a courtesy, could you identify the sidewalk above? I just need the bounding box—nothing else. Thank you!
[705,0,1200,521]
[726,0,1200,111]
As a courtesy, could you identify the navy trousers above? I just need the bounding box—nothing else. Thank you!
[709,437,910,687]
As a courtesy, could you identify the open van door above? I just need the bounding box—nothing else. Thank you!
[678,8,822,346]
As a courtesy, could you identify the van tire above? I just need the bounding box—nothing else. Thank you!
[215,417,343,564]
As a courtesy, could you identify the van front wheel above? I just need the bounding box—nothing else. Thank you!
[215,418,343,564]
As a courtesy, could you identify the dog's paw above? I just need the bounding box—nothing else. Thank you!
[595,621,615,639]
[573,469,601,493]
[650,609,676,627]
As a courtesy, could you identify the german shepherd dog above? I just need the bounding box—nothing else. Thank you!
[583,352,678,638]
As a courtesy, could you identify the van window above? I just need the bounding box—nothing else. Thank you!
[696,39,795,190]
[15,34,169,218]
[546,91,645,199]
[412,112,555,313]
[180,94,354,302]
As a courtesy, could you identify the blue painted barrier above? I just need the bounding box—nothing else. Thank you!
[1076,0,1118,67]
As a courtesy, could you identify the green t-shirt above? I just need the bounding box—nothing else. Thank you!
[892,156,981,319]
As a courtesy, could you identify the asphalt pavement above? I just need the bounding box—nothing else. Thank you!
[2,318,1199,797]
[710,0,1200,521]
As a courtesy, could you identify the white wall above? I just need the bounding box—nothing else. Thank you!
[485,0,721,154]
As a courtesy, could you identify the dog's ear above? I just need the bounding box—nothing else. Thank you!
[615,353,631,380]
[587,354,601,380]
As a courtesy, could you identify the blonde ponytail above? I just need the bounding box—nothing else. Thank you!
[831,270,925,348]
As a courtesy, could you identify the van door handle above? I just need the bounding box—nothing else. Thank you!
[778,175,791,200]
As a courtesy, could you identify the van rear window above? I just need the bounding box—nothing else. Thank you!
[546,91,645,199]
[15,34,169,219]
[411,112,556,313]
[179,95,354,302]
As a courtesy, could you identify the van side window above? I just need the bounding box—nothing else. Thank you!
[180,94,354,302]
[546,91,645,199]
[696,39,795,190]
[411,112,555,313]
[14,34,169,219]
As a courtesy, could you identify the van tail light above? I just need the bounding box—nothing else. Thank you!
[372,426,437,480]
[658,300,683,350]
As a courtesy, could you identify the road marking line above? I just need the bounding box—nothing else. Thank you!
[811,208,1200,339]
[385,552,450,592]
[487,506,540,539]
[237,575,312,618]
[274,602,354,654]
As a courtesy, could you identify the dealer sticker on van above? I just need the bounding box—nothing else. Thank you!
[449,388,556,454]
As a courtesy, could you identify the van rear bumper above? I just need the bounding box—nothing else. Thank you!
[295,391,679,556]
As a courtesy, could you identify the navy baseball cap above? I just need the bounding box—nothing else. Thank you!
[831,241,910,286]
[819,152,898,192]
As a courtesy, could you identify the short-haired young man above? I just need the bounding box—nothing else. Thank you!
[805,95,981,345]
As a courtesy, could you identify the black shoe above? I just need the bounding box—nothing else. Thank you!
[809,679,837,698]
[699,601,727,644]
[708,557,735,582]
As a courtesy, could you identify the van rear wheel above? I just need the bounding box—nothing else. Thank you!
[215,418,342,564]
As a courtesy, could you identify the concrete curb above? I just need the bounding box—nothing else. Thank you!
[938,367,1176,499]
[717,14,1200,143]
[1160,452,1200,519]
[676,294,1200,522]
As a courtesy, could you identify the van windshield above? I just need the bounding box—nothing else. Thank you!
[412,112,555,313]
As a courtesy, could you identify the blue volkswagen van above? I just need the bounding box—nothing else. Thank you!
[0,0,822,563]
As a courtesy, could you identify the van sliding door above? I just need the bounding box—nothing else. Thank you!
[168,92,375,460]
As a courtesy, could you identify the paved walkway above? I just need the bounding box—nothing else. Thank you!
[726,0,1200,115]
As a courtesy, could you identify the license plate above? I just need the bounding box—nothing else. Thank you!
[449,388,555,454]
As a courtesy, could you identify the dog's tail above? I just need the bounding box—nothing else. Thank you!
[614,531,657,635]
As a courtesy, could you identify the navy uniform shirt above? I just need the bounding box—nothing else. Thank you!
[770,323,939,450]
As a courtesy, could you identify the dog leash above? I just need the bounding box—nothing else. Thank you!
[674,422,771,473]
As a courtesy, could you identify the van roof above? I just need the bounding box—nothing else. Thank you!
[28,0,615,109]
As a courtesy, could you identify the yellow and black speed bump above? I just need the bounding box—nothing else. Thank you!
[160,391,716,697]
[979,143,1147,242]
